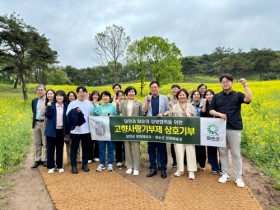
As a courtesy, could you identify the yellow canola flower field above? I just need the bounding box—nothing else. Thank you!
[0,92,32,175]
[0,81,279,188]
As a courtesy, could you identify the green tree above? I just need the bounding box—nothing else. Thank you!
[127,36,182,93]
[0,13,57,100]
[227,49,252,78]
[47,66,70,85]
[93,65,111,85]
[94,25,130,83]
[209,47,234,76]
[64,65,79,84]
[181,56,200,79]
[143,36,183,84]
[127,40,149,96]
[250,48,277,79]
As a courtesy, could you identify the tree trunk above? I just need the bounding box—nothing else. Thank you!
[22,79,28,101]
[140,75,144,97]
[13,75,19,89]
[19,70,28,101]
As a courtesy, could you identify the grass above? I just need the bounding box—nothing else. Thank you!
[184,74,220,83]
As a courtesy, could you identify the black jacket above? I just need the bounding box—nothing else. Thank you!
[67,107,86,131]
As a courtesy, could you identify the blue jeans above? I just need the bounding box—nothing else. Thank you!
[207,146,220,172]
[98,141,115,165]
[148,142,167,171]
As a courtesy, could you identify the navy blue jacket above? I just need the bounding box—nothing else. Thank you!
[45,102,69,137]
[67,108,86,131]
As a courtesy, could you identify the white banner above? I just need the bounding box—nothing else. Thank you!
[89,116,226,147]
[200,118,226,147]
[89,116,111,141]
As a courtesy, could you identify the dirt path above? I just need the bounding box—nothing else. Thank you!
[0,144,280,210]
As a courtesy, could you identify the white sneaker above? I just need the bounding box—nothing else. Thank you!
[126,168,133,174]
[188,172,195,180]
[58,168,64,173]
[218,173,230,183]
[107,164,113,172]
[174,170,184,177]
[116,162,122,167]
[48,168,54,174]
[88,160,92,163]
[234,178,245,188]
[133,170,139,176]
[96,164,105,172]
[198,167,205,171]
[94,158,99,162]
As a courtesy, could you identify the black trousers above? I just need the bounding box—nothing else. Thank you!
[195,145,206,168]
[115,141,125,162]
[88,140,99,160]
[47,129,64,169]
[170,144,177,165]
[70,133,91,165]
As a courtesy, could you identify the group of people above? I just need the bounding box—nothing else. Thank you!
[31,73,252,188]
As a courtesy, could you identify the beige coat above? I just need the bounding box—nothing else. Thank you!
[171,102,197,173]
[171,102,195,117]
[120,99,143,171]
[121,99,144,117]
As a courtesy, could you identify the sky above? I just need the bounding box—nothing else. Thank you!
[1,0,280,68]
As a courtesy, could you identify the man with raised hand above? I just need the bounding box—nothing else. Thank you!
[209,74,252,188]
[144,81,170,178]
[31,84,47,168]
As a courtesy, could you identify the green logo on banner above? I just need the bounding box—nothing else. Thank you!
[207,124,219,136]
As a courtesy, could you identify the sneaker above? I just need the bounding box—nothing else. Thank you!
[174,170,184,177]
[107,164,113,172]
[218,173,230,183]
[234,178,245,188]
[48,168,54,174]
[116,162,122,167]
[188,172,195,180]
[58,168,64,173]
[126,168,133,174]
[88,160,92,163]
[133,170,139,176]
[172,163,177,168]
[93,158,100,162]
[198,167,205,171]
[96,164,105,172]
